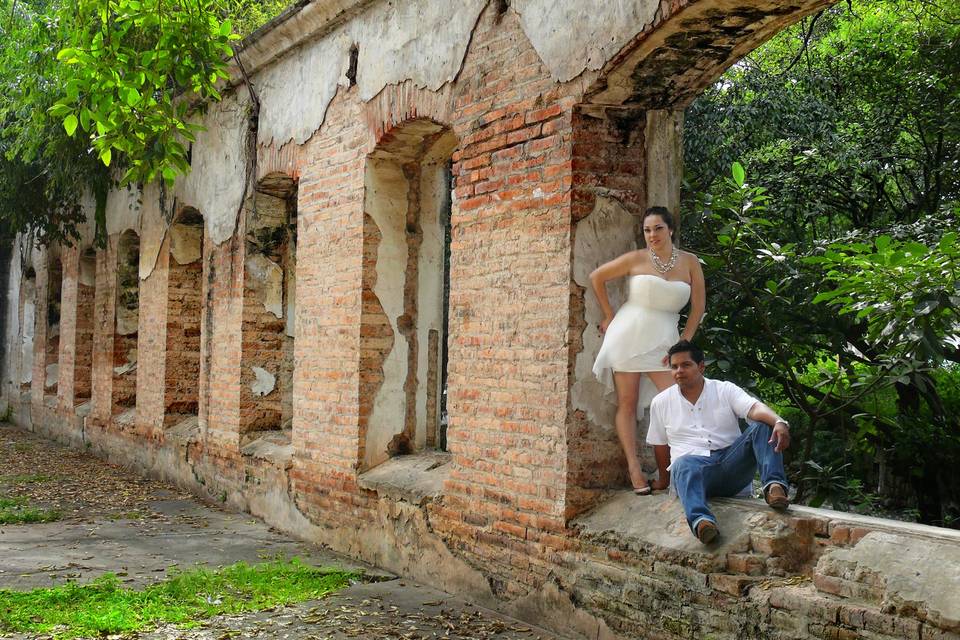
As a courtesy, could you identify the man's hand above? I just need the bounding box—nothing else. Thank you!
[769,422,790,453]
[650,477,669,491]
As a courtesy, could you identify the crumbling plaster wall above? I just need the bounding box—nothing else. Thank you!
[2,242,22,403]
[241,191,291,434]
[247,0,673,149]
[89,0,767,269]
[18,270,35,387]
[362,158,409,470]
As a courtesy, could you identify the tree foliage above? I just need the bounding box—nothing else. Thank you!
[685,0,960,234]
[683,0,960,526]
[0,0,291,246]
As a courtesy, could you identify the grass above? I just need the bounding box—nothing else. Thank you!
[0,473,52,484]
[0,559,358,638]
[0,496,62,524]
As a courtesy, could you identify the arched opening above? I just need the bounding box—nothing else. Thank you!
[72,247,97,407]
[239,173,297,444]
[113,231,140,415]
[44,255,62,402]
[164,207,204,427]
[20,267,36,391]
[360,120,457,470]
[567,0,833,512]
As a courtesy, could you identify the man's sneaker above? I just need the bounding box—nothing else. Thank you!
[765,484,790,510]
[695,520,719,544]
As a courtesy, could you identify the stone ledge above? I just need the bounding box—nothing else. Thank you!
[166,415,200,444]
[240,430,293,469]
[572,491,960,635]
[357,451,452,506]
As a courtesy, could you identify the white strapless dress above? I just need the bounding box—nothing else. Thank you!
[593,274,691,409]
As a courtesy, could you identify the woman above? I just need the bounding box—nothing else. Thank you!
[590,206,705,494]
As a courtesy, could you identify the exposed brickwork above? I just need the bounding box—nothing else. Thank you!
[441,3,578,542]
[73,281,95,404]
[163,251,202,425]
[200,233,245,451]
[240,191,295,436]
[90,238,117,425]
[565,107,648,515]
[135,232,169,436]
[55,246,79,411]
[292,88,367,489]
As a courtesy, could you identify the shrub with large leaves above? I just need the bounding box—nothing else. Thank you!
[52,0,239,186]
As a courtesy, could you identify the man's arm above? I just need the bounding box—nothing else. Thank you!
[746,401,791,453]
[652,445,670,490]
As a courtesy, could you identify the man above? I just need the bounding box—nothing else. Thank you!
[646,340,791,544]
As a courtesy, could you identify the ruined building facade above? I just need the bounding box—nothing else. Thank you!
[3,1,958,638]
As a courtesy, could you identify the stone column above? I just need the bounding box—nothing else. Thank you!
[90,239,118,425]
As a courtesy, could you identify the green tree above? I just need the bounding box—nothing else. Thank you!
[0,0,292,245]
[685,0,960,235]
[682,0,960,526]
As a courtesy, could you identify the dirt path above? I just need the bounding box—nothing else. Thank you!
[0,423,563,640]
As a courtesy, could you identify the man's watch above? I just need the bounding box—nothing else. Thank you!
[774,419,790,430]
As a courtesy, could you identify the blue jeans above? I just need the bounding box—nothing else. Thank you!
[671,420,788,533]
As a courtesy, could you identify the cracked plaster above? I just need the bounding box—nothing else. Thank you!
[513,0,660,83]
[174,93,249,247]
[251,366,277,397]
[105,184,142,237]
[138,182,166,281]
[245,253,284,318]
[571,196,637,428]
[119,0,671,254]
[256,0,486,148]
[170,223,203,265]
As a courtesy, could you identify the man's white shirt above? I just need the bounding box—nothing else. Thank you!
[646,378,758,470]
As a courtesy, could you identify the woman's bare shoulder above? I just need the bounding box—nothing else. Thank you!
[617,248,648,264]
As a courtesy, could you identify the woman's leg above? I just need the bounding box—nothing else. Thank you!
[645,370,675,489]
[646,370,674,393]
[613,371,647,491]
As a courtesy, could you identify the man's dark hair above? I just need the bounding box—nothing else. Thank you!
[667,339,704,364]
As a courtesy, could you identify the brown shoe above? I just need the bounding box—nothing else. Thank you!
[765,484,790,510]
[695,520,719,544]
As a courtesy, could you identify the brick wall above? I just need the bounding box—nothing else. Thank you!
[136,233,169,436]
[163,254,202,424]
[440,2,578,547]
[291,88,367,504]
[203,232,246,451]
[56,246,78,411]
[90,238,117,424]
[73,283,95,403]
[240,191,292,436]
[565,106,648,515]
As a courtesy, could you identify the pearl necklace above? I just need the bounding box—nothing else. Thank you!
[650,246,678,274]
